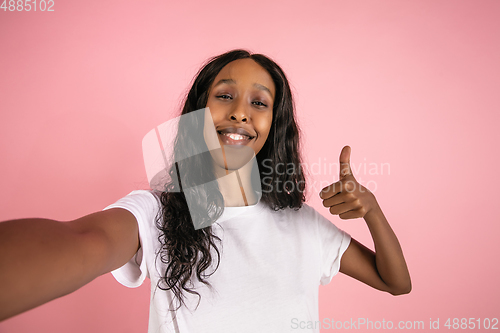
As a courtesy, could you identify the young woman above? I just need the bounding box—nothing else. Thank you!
[0,49,411,332]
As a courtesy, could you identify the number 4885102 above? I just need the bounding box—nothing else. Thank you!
[444,318,498,330]
[1,0,55,11]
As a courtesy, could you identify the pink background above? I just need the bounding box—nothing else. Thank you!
[1,0,499,332]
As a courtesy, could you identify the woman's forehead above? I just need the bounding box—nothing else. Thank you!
[213,59,276,97]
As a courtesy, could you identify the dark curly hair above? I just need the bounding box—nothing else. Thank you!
[156,49,306,310]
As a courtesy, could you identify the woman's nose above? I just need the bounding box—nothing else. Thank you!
[230,113,247,122]
[229,102,249,123]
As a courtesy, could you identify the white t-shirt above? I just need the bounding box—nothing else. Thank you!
[104,190,351,333]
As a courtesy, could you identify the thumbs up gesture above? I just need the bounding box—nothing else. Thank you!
[319,146,379,220]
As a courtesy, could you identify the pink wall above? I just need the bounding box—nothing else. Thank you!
[1,0,499,332]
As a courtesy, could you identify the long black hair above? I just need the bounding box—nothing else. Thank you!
[156,49,306,309]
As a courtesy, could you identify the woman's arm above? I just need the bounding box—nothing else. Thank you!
[0,208,139,321]
[320,146,411,295]
[338,206,411,295]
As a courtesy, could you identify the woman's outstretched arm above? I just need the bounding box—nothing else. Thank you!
[320,146,411,295]
[0,208,139,321]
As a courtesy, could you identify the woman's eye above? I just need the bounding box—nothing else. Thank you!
[253,101,267,107]
[217,94,232,100]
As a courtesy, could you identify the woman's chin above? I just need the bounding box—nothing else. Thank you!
[209,145,256,172]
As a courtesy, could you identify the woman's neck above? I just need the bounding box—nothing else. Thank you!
[212,160,259,207]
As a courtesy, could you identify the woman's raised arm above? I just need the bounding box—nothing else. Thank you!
[0,208,139,321]
[320,146,411,295]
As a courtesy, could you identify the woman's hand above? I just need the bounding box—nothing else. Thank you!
[319,146,379,220]
[318,145,411,295]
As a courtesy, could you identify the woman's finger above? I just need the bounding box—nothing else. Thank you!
[328,201,360,216]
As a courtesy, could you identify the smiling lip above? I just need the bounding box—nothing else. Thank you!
[217,127,255,146]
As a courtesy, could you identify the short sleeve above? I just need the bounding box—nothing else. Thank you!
[103,190,160,288]
[315,209,351,285]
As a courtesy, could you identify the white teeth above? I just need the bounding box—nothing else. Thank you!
[222,133,249,141]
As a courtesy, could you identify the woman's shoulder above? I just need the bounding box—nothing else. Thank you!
[118,189,160,202]
[105,189,162,216]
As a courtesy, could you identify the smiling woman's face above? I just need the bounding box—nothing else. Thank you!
[205,58,276,159]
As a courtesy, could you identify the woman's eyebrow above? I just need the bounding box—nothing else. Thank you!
[253,83,273,97]
[212,79,273,97]
[213,79,235,88]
